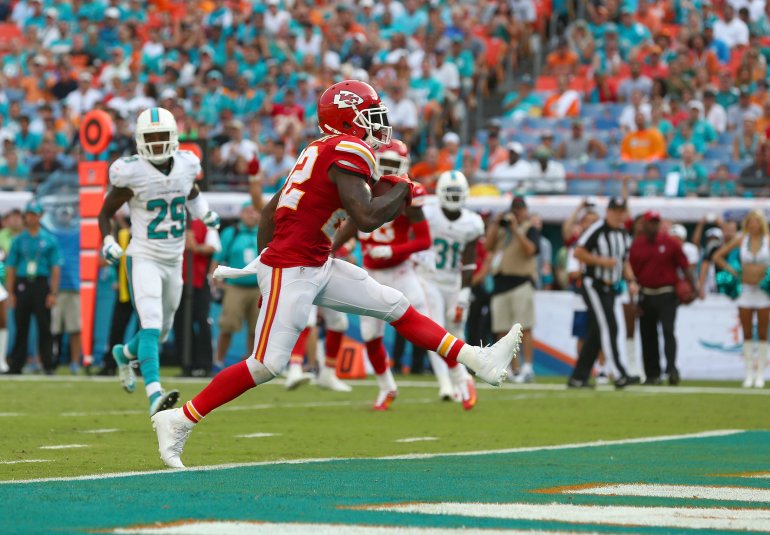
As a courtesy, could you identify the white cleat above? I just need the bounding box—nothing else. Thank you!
[438,376,454,401]
[152,408,193,469]
[755,376,765,389]
[317,366,352,392]
[459,323,522,387]
[149,389,180,417]
[285,363,311,391]
[373,368,398,410]
[113,344,136,393]
[513,366,535,384]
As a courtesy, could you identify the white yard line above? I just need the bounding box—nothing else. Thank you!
[0,460,52,465]
[112,521,580,535]
[364,502,770,532]
[38,444,90,450]
[0,412,22,416]
[0,429,742,485]
[566,483,770,502]
[234,433,280,439]
[395,437,438,443]
[2,374,769,396]
[80,429,120,434]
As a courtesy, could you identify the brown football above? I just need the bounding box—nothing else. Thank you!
[675,279,695,304]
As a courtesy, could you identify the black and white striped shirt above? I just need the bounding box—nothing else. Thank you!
[577,219,631,285]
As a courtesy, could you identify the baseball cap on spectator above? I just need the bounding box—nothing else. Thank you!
[703,88,716,99]
[541,130,554,140]
[266,0,279,5]
[739,85,751,96]
[33,55,47,66]
[705,227,723,240]
[78,71,92,82]
[688,100,704,113]
[604,23,618,34]
[200,45,215,57]
[643,210,661,221]
[361,0,375,7]
[25,200,44,215]
[160,88,177,100]
[506,142,524,154]
[44,7,58,19]
[207,70,223,80]
[669,224,687,241]
[511,196,527,209]
[229,120,244,130]
[620,6,634,15]
[520,74,533,86]
[105,7,120,19]
[607,196,627,210]
[442,132,460,145]
[533,145,551,159]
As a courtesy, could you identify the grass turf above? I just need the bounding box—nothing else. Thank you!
[0,374,767,481]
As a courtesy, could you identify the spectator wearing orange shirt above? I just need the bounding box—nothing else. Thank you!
[621,112,667,161]
[543,75,581,118]
[20,56,52,105]
[410,146,451,192]
[545,38,579,76]
[438,132,461,170]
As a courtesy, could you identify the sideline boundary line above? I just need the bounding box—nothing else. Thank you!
[0,429,743,486]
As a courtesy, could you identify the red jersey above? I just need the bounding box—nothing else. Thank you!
[359,214,413,270]
[260,134,376,268]
[629,232,688,289]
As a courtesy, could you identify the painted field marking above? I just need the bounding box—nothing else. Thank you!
[4,374,770,396]
[395,437,438,443]
[564,483,770,502]
[0,460,52,465]
[235,433,280,439]
[58,393,552,418]
[39,444,90,450]
[80,429,120,434]
[112,520,579,535]
[0,412,22,417]
[364,502,770,531]
[0,429,743,486]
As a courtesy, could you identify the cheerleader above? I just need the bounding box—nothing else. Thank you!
[714,210,770,388]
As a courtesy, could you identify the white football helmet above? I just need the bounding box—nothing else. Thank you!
[436,170,469,211]
[135,107,178,164]
[376,139,410,176]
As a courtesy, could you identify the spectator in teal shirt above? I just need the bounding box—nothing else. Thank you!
[201,71,229,125]
[447,37,475,91]
[15,116,42,155]
[687,100,717,145]
[213,203,260,367]
[709,164,738,197]
[394,0,428,36]
[673,144,709,197]
[668,121,708,158]
[5,201,62,374]
[410,59,445,109]
[617,7,652,50]
[501,76,543,120]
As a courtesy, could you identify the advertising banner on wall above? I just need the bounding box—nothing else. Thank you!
[533,292,744,380]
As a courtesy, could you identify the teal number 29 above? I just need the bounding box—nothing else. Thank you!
[147,196,186,239]
[435,238,461,269]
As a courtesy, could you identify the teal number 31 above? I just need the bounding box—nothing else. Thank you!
[147,196,186,239]
[435,238,461,269]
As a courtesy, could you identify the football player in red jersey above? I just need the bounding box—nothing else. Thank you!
[152,80,522,468]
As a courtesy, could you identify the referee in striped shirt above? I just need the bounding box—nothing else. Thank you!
[568,197,638,389]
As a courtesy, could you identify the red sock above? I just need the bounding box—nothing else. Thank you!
[182,361,255,423]
[365,337,389,375]
[290,327,310,365]
[390,306,463,367]
[325,329,343,369]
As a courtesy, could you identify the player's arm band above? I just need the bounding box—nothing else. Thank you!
[461,263,477,272]
[186,193,211,220]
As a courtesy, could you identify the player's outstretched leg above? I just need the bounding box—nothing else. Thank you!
[317,328,351,392]
[136,328,179,416]
[365,338,397,410]
[285,328,311,391]
[390,306,522,387]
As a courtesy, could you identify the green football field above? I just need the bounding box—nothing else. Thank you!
[1,374,769,534]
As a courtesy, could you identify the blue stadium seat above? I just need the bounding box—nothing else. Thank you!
[657,159,679,176]
[581,160,615,179]
[704,146,732,161]
[604,179,624,196]
[561,159,582,178]
[566,179,604,196]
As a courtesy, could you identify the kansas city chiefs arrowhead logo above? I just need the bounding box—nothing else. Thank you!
[333,90,364,109]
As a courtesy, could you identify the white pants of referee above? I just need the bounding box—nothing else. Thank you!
[570,277,628,381]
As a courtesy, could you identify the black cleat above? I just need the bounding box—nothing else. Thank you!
[643,376,662,385]
[614,375,631,389]
[668,369,680,386]
[567,378,593,389]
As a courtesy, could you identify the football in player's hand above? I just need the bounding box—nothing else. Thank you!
[676,278,695,304]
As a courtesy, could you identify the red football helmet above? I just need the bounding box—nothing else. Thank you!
[317,79,392,149]
[376,139,410,176]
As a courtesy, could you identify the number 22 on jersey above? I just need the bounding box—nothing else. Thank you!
[277,146,318,210]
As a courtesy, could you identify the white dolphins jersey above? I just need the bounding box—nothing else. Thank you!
[420,202,485,287]
[109,151,200,264]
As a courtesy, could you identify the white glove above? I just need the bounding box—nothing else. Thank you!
[369,245,393,259]
[202,210,221,229]
[102,235,124,265]
[449,287,472,325]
